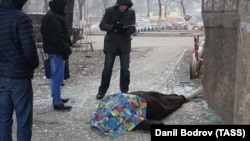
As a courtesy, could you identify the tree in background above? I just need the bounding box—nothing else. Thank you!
[23,0,31,13]
[147,0,150,18]
[77,0,87,21]
[43,0,49,13]
[102,0,109,10]
[176,0,201,18]
[157,0,162,21]
[162,0,174,18]
[25,0,202,31]
[65,0,75,34]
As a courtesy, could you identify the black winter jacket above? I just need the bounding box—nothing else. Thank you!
[99,0,136,54]
[41,2,72,59]
[0,0,39,79]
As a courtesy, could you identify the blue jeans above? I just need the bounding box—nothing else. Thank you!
[98,52,130,93]
[48,54,65,105]
[0,77,33,141]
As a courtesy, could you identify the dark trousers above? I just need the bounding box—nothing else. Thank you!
[0,77,33,141]
[98,52,130,93]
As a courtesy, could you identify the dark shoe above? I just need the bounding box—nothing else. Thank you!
[62,98,69,103]
[54,103,72,111]
[61,83,65,86]
[96,92,105,100]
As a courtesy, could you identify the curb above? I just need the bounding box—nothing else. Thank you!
[86,31,204,37]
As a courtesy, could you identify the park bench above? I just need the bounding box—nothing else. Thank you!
[71,27,94,52]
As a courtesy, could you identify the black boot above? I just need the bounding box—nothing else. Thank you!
[62,98,69,103]
[54,103,72,111]
[96,92,105,100]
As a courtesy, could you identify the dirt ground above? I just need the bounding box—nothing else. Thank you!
[12,35,224,141]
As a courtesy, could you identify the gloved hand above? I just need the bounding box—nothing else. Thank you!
[62,47,71,60]
[66,47,72,56]
[112,22,125,33]
[124,27,135,37]
[62,53,69,60]
[124,30,131,38]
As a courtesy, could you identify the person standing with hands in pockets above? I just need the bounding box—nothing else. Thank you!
[41,0,72,111]
[0,0,40,140]
[96,0,136,100]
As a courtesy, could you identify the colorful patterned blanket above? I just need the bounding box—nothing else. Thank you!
[90,92,147,137]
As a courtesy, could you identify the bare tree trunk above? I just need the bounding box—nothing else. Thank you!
[163,0,172,18]
[65,0,75,35]
[43,0,49,13]
[180,0,186,17]
[158,0,162,21]
[79,4,83,20]
[23,0,30,13]
[103,0,107,9]
[157,0,162,31]
[78,0,87,21]
[147,0,150,18]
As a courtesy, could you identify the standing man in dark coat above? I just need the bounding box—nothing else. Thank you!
[41,0,72,111]
[96,0,136,100]
[0,0,40,140]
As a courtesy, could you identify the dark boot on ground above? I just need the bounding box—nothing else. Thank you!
[96,92,105,100]
[54,103,72,111]
[62,98,69,103]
